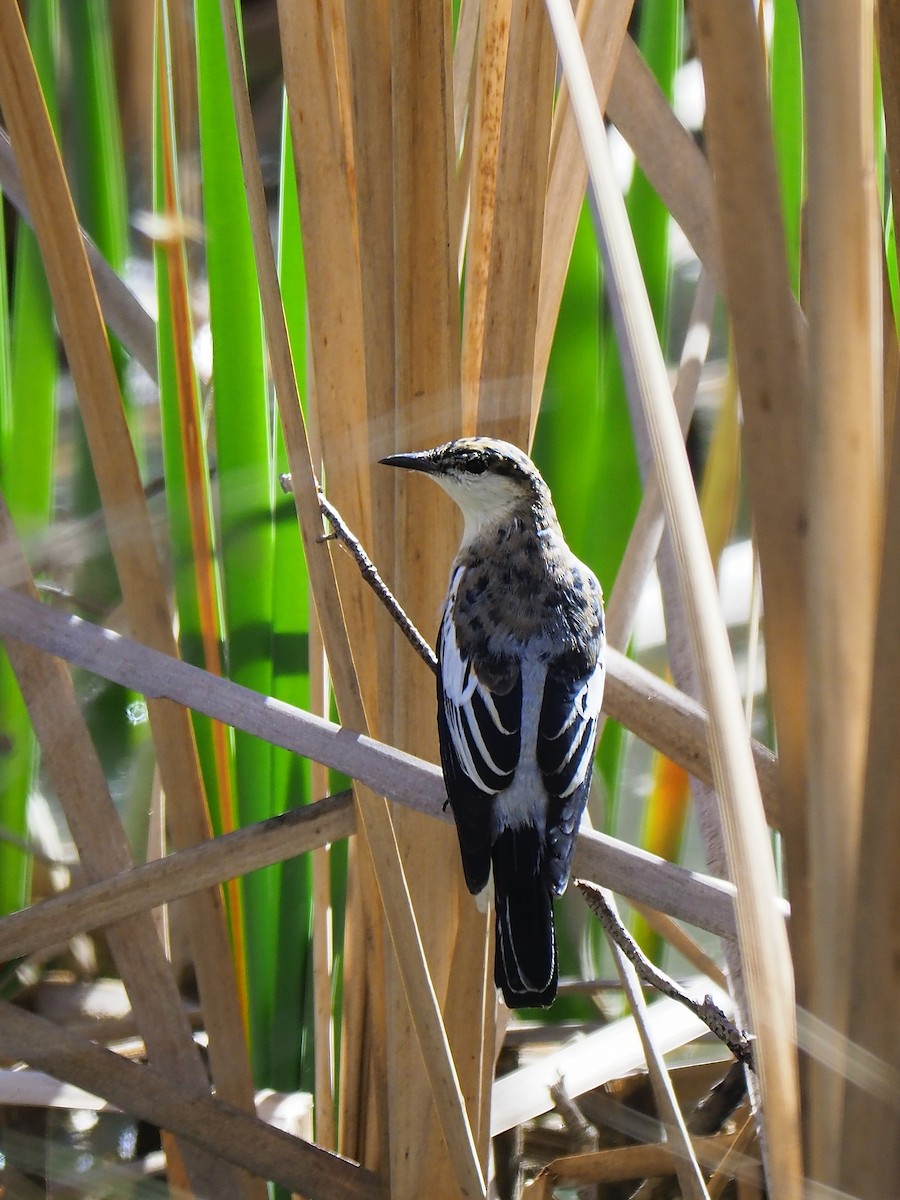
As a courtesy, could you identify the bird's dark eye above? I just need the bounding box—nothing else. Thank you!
[464,459,488,475]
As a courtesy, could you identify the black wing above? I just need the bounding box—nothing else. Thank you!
[436,567,522,894]
[537,639,605,896]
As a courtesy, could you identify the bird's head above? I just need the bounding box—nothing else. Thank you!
[380,437,554,545]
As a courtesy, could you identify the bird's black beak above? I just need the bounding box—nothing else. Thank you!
[379,450,437,474]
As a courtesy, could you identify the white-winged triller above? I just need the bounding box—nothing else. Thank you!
[381,437,605,1008]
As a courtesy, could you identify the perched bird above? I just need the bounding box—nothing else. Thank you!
[381,437,605,1008]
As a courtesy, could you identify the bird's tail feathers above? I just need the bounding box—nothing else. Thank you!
[492,825,557,1008]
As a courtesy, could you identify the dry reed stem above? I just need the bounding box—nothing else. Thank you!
[883,269,900,464]
[0,788,353,963]
[445,0,554,1168]
[0,763,755,965]
[0,780,756,966]
[352,839,390,1168]
[0,584,777,940]
[309,349,344,1157]
[545,3,802,1196]
[491,979,732,1134]
[224,6,484,1194]
[532,0,634,425]
[0,131,159,382]
[686,0,812,1012]
[523,1133,753,1192]
[882,0,900,473]
[344,0,397,740]
[310,624,337,1150]
[232,0,368,733]
[355,812,485,1190]
[233,0,401,1171]
[313,318,384,1166]
[0,1003,381,1200]
[602,890,711,1200]
[273,0,378,691]
[343,0,407,1172]
[585,271,725,1200]
[462,0,513,430]
[389,2,488,1194]
[274,41,383,1070]
[474,0,555,448]
[841,39,900,1178]
[336,837,371,1159]
[0,0,257,1144]
[453,56,479,279]
[803,5,882,1183]
[602,269,715,653]
[450,0,478,277]
[606,36,723,289]
[0,502,245,1197]
[649,332,749,1042]
[881,2,900,248]
[371,812,486,1200]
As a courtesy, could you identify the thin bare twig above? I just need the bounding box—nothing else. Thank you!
[576,880,755,1070]
[281,473,438,674]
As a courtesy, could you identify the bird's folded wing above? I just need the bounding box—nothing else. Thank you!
[537,651,606,894]
[436,571,521,893]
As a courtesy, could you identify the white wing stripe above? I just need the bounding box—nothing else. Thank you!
[542,655,606,797]
[445,698,498,793]
[558,718,597,798]
[479,687,514,734]
[463,692,514,779]
[440,568,506,795]
[440,566,526,795]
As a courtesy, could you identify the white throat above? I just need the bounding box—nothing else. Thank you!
[432,472,525,547]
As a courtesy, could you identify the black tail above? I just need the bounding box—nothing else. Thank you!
[492,826,557,1008]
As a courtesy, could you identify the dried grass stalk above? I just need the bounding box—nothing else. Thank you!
[524,1132,754,1191]
[803,4,883,1183]
[0,0,256,1145]
[0,1003,380,1200]
[686,0,811,1011]
[388,0,485,1191]
[840,18,900,1183]
[0,502,248,1197]
[544,2,802,1194]
[532,0,634,422]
